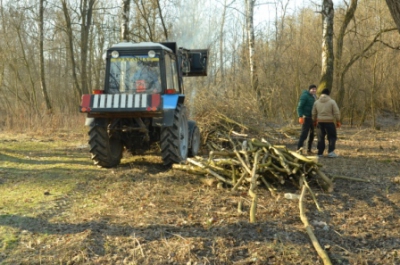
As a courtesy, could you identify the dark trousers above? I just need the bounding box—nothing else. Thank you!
[297,117,315,151]
[316,122,337,155]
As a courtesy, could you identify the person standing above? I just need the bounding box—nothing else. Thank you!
[132,61,160,92]
[296,84,317,154]
[312,88,341,158]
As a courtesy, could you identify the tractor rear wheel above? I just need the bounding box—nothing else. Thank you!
[88,126,123,168]
[160,104,189,165]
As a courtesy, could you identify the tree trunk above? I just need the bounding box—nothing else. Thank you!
[155,0,168,40]
[220,0,232,96]
[16,25,38,113]
[318,0,335,95]
[245,0,263,113]
[371,54,378,129]
[61,0,82,99]
[39,0,52,113]
[133,0,155,41]
[80,0,96,95]
[121,0,130,41]
[385,0,400,32]
[335,0,357,108]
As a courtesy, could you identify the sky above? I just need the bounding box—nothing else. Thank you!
[254,0,342,28]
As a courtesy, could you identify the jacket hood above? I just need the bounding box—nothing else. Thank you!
[319,94,331,103]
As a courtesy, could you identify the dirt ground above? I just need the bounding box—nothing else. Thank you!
[0,126,400,264]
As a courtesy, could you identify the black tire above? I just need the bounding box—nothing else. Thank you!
[88,126,123,168]
[188,121,201,157]
[160,104,189,165]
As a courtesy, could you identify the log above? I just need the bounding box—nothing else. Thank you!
[249,150,261,223]
[315,168,334,192]
[187,158,232,186]
[299,178,332,265]
[232,172,248,191]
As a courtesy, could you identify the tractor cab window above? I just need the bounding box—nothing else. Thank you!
[108,55,161,94]
[165,54,179,93]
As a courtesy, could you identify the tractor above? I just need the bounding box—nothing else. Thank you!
[79,41,208,167]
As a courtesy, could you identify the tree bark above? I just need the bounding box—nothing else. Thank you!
[318,0,335,96]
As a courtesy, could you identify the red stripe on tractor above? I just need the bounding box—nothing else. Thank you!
[80,94,92,112]
[151,94,160,109]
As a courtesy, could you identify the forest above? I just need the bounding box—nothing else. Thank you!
[0,0,399,131]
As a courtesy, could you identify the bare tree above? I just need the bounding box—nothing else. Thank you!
[318,0,334,95]
[155,0,168,40]
[219,0,228,84]
[121,0,130,41]
[245,0,263,113]
[15,17,39,113]
[132,0,159,41]
[337,27,397,111]
[61,0,82,99]
[335,0,357,108]
[80,0,96,95]
[39,0,52,113]
[218,0,235,95]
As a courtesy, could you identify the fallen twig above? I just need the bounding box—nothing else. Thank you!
[332,175,371,182]
[299,177,332,265]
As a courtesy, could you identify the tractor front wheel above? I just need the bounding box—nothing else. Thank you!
[188,121,201,157]
[160,104,189,165]
[88,126,123,168]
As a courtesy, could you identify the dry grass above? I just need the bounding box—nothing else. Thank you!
[1,112,86,135]
[1,112,400,264]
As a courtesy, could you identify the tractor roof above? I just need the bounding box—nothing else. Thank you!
[110,41,173,53]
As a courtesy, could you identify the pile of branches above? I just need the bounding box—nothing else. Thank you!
[174,131,335,264]
[175,133,333,198]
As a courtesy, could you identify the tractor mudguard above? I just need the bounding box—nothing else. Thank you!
[152,109,175,127]
[85,117,107,127]
[163,94,183,109]
[152,94,184,127]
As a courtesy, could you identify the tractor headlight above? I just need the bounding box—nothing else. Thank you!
[111,50,119,58]
[148,50,156,58]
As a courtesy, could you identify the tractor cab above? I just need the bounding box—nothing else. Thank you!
[104,42,178,95]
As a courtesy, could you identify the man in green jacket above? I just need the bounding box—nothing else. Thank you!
[296,84,317,154]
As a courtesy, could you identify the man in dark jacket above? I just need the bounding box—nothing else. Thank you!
[296,84,317,154]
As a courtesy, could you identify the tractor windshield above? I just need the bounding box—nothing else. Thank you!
[108,55,161,94]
